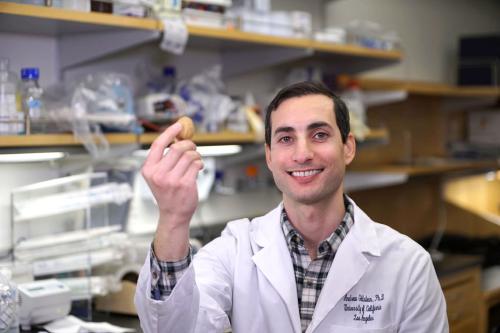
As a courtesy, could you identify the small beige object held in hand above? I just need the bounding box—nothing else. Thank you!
[177,116,195,140]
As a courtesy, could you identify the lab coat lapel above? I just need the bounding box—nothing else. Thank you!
[251,204,302,333]
[308,201,381,332]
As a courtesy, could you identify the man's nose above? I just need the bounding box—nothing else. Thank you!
[293,139,313,163]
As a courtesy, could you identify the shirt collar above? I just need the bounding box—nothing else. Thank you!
[280,195,354,257]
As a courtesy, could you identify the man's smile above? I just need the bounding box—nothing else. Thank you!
[288,169,324,177]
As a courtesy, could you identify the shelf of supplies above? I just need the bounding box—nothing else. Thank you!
[187,25,312,49]
[350,160,499,177]
[363,128,388,141]
[0,131,260,147]
[0,2,159,34]
[0,133,137,147]
[187,25,402,61]
[355,77,500,97]
[0,129,387,148]
[0,3,402,63]
[139,130,258,145]
[310,41,401,60]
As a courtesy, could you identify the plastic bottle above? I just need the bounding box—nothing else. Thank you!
[0,58,21,135]
[161,66,176,94]
[0,270,19,333]
[20,68,43,134]
[147,66,176,94]
[341,79,369,140]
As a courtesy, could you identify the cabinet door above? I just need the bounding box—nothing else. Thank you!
[449,315,478,333]
[440,267,482,333]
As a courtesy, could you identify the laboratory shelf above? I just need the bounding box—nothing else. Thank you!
[187,25,401,59]
[0,2,159,35]
[187,24,312,50]
[0,133,137,147]
[139,130,259,145]
[0,2,400,149]
[355,77,500,98]
[350,159,500,177]
[0,2,402,64]
[363,128,388,142]
[0,131,260,147]
[0,129,388,148]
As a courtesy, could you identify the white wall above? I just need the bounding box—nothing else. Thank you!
[0,32,59,87]
[325,0,500,83]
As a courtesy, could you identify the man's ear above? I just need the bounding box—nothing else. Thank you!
[344,133,356,166]
[265,143,272,169]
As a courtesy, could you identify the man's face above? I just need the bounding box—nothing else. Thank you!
[265,94,355,206]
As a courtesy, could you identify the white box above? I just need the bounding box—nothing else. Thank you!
[469,110,500,145]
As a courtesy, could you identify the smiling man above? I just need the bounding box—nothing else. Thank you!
[135,81,449,333]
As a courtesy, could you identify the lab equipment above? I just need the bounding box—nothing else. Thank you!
[0,158,61,258]
[18,279,71,329]
[11,172,129,319]
[20,67,43,134]
[0,270,18,333]
[0,58,22,135]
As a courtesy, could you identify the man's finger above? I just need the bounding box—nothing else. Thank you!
[183,159,204,184]
[167,150,202,180]
[146,122,183,165]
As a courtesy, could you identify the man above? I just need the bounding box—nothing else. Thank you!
[135,81,448,333]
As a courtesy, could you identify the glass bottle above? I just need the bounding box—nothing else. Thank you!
[20,68,43,134]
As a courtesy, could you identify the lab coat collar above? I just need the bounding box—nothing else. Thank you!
[349,198,381,257]
[251,199,381,259]
[251,203,302,333]
[250,199,382,333]
[308,198,382,331]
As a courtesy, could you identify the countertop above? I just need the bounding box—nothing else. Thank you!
[433,253,483,278]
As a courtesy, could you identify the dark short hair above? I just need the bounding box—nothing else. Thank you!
[265,81,350,145]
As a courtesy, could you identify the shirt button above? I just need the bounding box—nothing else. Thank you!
[152,272,158,280]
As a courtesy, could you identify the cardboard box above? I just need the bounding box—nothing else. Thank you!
[95,280,137,315]
[469,110,500,146]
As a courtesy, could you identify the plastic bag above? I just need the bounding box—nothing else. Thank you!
[43,72,140,158]
[178,65,237,132]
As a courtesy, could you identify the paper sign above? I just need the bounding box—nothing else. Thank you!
[160,17,189,55]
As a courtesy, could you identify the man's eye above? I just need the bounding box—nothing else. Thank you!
[278,136,292,143]
[314,132,329,140]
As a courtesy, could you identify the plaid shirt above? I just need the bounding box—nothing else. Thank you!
[150,246,192,300]
[150,197,354,333]
[281,197,354,332]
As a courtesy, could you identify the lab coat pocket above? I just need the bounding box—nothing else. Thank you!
[327,324,397,333]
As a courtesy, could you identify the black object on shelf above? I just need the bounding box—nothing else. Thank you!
[458,60,499,86]
[91,0,113,13]
[458,35,500,86]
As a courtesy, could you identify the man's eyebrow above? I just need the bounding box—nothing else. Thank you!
[274,122,333,136]
[308,121,333,131]
[274,126,295,136]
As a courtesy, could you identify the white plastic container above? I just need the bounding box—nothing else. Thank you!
[0,58,21,135]
[53,0,91,12]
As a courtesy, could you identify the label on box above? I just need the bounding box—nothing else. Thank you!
[160,16,188,55]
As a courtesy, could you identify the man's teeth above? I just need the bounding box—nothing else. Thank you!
[291,169,321,177]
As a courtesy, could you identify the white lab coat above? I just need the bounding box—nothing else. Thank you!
[135,199,448,333]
